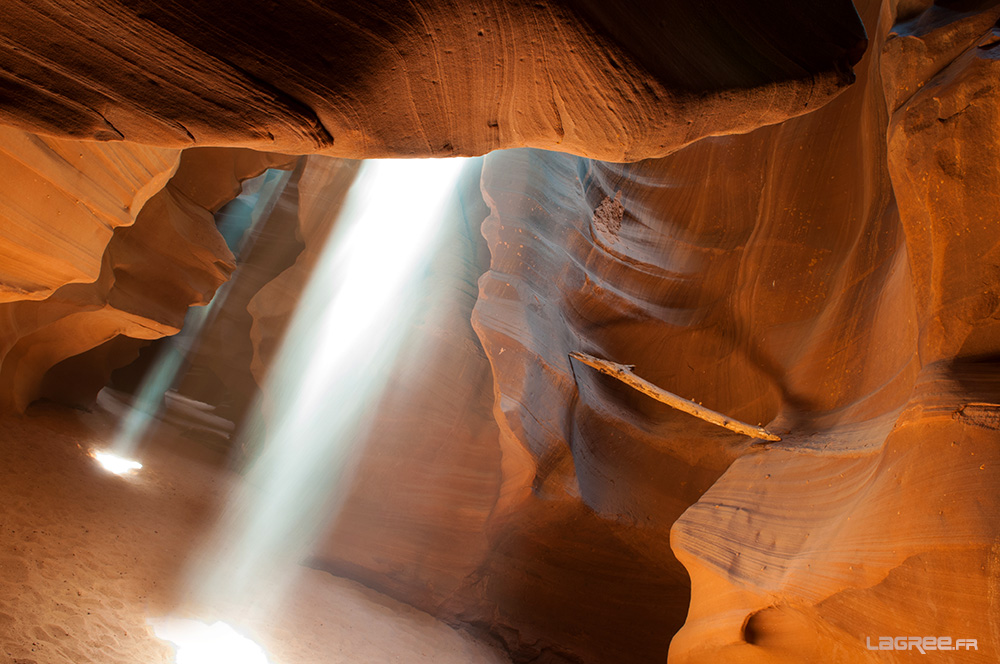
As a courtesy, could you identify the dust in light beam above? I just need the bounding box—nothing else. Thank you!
[185,157,471,618]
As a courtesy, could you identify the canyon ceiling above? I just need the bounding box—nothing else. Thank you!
[1,0,999,663]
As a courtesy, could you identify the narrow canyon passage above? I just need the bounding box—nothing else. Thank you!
[1,1,1000,663]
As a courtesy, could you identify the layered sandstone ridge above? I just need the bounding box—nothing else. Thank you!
[1,1,865,160]
[670,360,1000,664]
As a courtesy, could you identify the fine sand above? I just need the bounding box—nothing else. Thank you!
[0,401,509,664]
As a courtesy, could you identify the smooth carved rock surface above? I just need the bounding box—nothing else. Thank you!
[0,143,295,412]
[0,0,999,663]
[0,126,179,303]
[442,0,999,661]
[1,1,864,160]
[668,2,1000,662]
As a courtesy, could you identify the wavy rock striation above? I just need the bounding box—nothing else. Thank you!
[0,1,865,160]
[667,2,1000,661]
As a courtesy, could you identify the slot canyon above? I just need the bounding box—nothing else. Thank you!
[0,1,999,662]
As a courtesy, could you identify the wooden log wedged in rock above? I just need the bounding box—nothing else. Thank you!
[569,351,781,442]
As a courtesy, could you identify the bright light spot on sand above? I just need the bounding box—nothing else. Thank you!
[92,451,143,475]
[151,618,272,664]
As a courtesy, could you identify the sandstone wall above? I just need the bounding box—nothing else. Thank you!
[0,1,865,160]
[0,1,998,663]
[0,138,295,412]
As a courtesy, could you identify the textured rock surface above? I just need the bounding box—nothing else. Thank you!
[0,1,865,160]
[885,3,1000,364]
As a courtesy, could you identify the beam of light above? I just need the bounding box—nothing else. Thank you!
[107,170,292,461]
[149,618,272,664]
[91,450,143,475]
[190,157,469,611]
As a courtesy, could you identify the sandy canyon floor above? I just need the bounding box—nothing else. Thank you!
[0,400,509,664]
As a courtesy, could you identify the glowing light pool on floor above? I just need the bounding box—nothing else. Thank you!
[150,618,272,664]
[92,450,143,475]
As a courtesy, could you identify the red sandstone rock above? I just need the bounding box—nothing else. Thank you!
[886,6,1000,364]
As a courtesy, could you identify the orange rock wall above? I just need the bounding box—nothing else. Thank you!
[0,1,998,663]
[0,126,179,303]
[669,3,1000,662]
[0,141,294,412]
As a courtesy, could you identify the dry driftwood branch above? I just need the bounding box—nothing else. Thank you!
[569,351,781,442]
